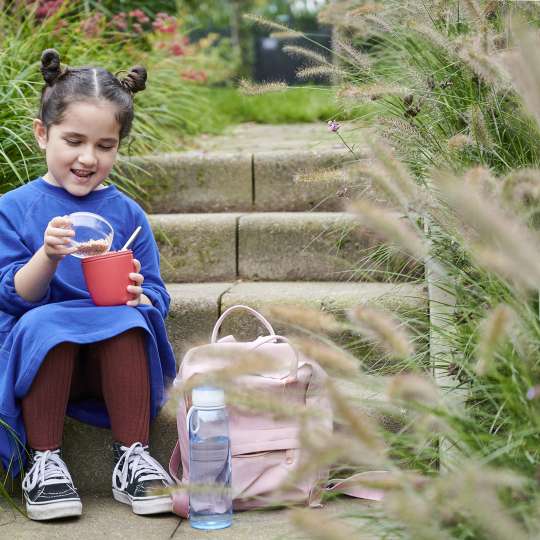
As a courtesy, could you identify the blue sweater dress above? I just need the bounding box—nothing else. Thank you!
[0,178,177,476]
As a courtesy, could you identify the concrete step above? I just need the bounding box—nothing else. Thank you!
[150,212,421,283]
[0,494,378,539]
[165,281,427,367]
[121,149,365,213]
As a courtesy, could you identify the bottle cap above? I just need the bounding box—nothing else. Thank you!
[192,386,225,408]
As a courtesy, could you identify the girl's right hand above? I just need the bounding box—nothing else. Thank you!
[43,216,78,262]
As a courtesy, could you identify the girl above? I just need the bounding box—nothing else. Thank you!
[0,49,177,520]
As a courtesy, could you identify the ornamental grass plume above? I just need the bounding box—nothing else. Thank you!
[327,379,387,455]
[348,305,415,360]
[238,79,287,95]
[383,489,454,540]
[242,13,300,36]
[177,371,302,421]
[500,168,540,218]
[291,509,362,540]
[335,39,371,71]
[447,465,529,540]
[457,43,509,89]
[387,373,440,407]
[475,304,514,376]
[336,83,410,102]
[265,304,344,335]
[291,337,360,376]
[447,133,473,151]
[433,168,540,290]
[360,138,424,210]
[469,104,493,149]
[296,65,345,81]
[348,200,428,259]
[501,17,540,131]
[282,45,331,66]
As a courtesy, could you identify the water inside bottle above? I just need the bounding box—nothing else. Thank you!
[189,434,232,530]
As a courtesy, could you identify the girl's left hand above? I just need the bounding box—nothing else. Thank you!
[127,258,151,307]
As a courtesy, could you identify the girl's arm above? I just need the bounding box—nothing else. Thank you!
[14,217,77,302]
[14,247,59,302]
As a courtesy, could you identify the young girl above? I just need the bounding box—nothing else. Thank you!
[0,49,177,521]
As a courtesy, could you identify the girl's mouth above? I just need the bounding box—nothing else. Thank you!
[71,169,94,178]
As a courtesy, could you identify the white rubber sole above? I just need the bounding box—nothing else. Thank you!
[112,488,172,515]
[26,499,82,521]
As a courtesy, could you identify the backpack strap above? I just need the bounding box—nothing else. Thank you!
[325,471,388,501]
[169,441,189,518]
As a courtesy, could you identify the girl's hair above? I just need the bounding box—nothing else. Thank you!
[38,49,147,141]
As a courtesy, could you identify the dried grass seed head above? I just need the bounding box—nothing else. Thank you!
[265,304,344,335]
[348,200,428,259]
[291,337,360,376]
[349,305,415,360]
[238,79,287,96]
[475,304,515,376]
[387,373,440,406]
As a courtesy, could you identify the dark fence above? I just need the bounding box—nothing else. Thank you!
[253,32,332,85]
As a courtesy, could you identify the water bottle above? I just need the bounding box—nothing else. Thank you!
[187,386,232,530]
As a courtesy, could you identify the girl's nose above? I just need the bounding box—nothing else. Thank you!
[79,146,97,167]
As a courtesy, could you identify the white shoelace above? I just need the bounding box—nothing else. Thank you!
[22,449,74,492]
[113,442,174,492]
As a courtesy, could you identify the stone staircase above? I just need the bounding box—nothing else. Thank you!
[1,124,426,538]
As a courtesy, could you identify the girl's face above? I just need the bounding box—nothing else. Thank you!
[33,100,121,197]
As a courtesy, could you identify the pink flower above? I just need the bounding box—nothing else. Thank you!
[181,69,208,83]
[527,386,540,400]
[132,22,143,34]
[35,0,64,19]
[169,42,185,56]
[152,14,177,33]
[327,120,341,133]
[129,8,149,24]
[80,12,104,38]
[53,19,68,34]
[111,12,128,31]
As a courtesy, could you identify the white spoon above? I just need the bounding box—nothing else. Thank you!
[120,226,142,251]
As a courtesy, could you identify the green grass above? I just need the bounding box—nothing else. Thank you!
[189,86,363,134]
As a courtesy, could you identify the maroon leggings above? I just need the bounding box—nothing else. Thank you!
[21,328,150,450]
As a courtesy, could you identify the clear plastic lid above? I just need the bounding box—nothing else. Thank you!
[192,386,225,409]
[65,212,114,259]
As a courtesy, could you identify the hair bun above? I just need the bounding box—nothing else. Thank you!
[120,66,147,94]
[40,49,62,86]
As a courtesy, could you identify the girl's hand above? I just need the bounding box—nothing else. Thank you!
[127,258,151,307]
[43,216,78,262]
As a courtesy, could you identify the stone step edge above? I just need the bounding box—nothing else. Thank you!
[149,211,420,283]
[119,149,367,214]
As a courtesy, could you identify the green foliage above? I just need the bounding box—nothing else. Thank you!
[282,1,540,538]
[0,2,208,197]
[196,86,358,132]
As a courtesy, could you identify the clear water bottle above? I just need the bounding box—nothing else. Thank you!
[187,386,232,530]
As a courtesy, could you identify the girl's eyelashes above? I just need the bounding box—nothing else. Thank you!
[64,139,116,150]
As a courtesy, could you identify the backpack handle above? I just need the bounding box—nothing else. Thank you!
[252,334,299,380]
[211,304,276,343]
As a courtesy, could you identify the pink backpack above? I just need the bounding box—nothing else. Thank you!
[168,305,384,517]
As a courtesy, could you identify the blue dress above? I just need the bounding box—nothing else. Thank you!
[0,178,177,476]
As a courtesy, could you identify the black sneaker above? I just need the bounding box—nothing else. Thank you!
[22,448,82,521]
[112,442,173,515]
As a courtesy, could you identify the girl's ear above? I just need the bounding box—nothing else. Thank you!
[33,119,48,150]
